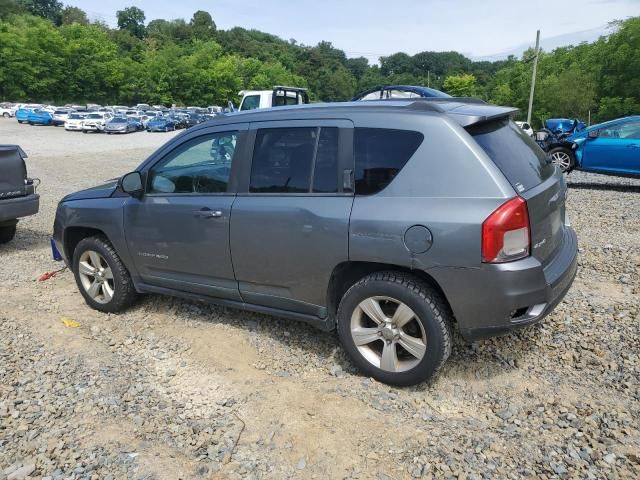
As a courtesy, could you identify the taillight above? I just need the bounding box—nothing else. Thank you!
[482,196,530,263]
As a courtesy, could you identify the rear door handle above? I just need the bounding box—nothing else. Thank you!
[194,209,223,218]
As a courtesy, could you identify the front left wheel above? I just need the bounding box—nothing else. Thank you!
[337,272,452,386]
[549,147,574,172]
[73,236,138,313]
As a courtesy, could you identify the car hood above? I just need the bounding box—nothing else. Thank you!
[62,179,119,202]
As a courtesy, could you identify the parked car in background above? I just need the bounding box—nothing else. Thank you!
[27,109,54,126]
[237,86,309,111]
[545,118,586,135]
[82,112,112,133]
[65,113,86,131]
[535,118,587,168]
[146,116,177,132]
[128,116,144,131]
[546,116,640,176]
[15,108,34,124]
[0,145,39,243]
[184,114,206,128]
[105,117,137,134]
[170,114,188,129]
[0,104,16,118]
[515,121,534,137]
[52,109,75,126]
[353,85,451,101]
[52,98,577,386]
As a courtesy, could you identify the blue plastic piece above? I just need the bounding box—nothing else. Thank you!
[50,238,63,261]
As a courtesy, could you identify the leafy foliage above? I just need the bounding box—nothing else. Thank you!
[0,4,637,124]
[443,74,477,97]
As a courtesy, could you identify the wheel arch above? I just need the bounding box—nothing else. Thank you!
[326,261,454,325]
[63,226,109,266]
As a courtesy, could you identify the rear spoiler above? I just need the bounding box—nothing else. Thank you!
[406,99,518,127]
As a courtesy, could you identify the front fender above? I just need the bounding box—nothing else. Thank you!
[54,198,137,277]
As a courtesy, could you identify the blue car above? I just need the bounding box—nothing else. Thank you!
[27,109,54,126]
[15,108,33,124]
[548,116,640,177]
[352,85,450,101]
[545,118,586,134]
[146,116,177,132]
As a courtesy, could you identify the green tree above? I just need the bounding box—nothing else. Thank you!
[60,6,87,25]
[17,0,61,24]
[190,10,215,40]
[0,0,24,19]
[443,73,477,97]
[346,57,369,81]
[116,6,145,39]
[0,14,65,101]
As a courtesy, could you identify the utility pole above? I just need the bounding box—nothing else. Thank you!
[427,70,430,88]
[527,30,540,125]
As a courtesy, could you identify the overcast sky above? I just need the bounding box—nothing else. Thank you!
[65,0,640,62]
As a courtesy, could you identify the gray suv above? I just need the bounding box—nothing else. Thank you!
[52,99,578,386]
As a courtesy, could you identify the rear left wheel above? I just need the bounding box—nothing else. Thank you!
[337,272,452,386]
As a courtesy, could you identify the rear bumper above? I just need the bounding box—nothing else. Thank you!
[430,226,578,342]
[0,193,40,223]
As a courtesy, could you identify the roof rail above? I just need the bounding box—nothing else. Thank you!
[405,97,488,105]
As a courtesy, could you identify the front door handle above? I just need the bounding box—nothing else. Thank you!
[194,209,223,218]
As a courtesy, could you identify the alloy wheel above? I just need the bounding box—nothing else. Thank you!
[550,151,572,171]
[77,250,114,304]
[350,296,427,372]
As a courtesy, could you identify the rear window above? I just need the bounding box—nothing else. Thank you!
[240,95,260,111]
[468,119,554,193]
[354,128,424,195]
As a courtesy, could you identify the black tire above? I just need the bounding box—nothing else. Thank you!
[337,271,452,386]
[548,147,575,173]
[72,235,138,313]
[0,223,17,244]
[2,113,9,118]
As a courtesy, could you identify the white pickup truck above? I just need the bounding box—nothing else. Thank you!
[236,86,309,111]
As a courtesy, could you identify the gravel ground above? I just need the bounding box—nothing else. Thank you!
[0,119,638,479]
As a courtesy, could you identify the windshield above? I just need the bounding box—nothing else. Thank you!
[69,114,83,119]
[87,114,102,119]
[111,117,127,123]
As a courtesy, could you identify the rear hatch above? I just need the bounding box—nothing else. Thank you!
[467,119,567,265]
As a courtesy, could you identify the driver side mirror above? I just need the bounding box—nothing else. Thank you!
[120,171,144,198]
[588,129,599,139]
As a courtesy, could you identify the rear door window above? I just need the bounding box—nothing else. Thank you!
[468,119,555,192]
[354,128,424,195]
[250,128,316,193]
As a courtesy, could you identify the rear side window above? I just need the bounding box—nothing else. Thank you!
[354,128,424,195]
[250,127,340,193]
[250,128,316,193]
[468,119,554,193]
